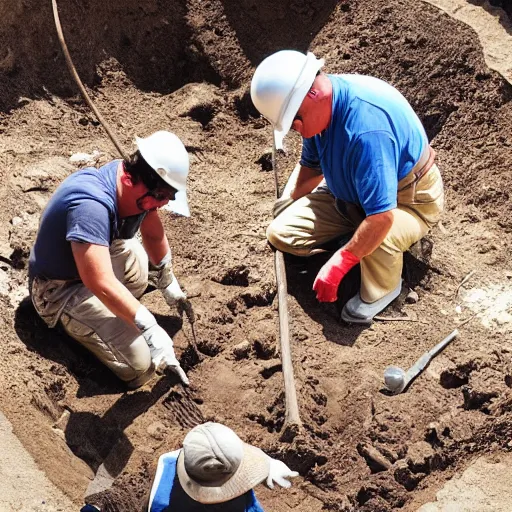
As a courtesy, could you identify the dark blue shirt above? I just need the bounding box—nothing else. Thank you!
[300,74,428,215]
[29,160,144,280]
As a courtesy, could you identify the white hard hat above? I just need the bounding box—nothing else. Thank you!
[250,50,324,149]
[135,131,190,217]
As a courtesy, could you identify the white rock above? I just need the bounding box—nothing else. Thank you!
[69,152,92,164]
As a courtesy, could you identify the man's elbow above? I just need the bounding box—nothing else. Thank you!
[369,209,395,231]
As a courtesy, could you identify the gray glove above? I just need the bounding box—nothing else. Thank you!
[162,276,187,307]
[135,305,189,385]
[149,252,187,307]
[273,196,294,218]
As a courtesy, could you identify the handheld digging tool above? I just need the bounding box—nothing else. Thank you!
[271,139,301,440]
[384,329,459,394]
[177,298,203,361]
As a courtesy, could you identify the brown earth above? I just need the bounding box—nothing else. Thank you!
[1,0,512,511]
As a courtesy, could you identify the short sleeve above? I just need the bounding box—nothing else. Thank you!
[66,199,111,246]
[299,136,322,171]
[351,132,399,215]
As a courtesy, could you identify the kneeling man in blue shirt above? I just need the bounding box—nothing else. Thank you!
[251,50,444,323]
[29,131,192,387]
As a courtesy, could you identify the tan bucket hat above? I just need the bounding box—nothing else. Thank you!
[176,422,270,504]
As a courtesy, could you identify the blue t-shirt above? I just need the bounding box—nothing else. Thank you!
[29,160,144,280]
[300,74,428,215]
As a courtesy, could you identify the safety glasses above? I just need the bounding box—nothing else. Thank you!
[144,187,177,202]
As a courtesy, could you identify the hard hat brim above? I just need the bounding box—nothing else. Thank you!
[274,52,324,149]
[161,189,190,217]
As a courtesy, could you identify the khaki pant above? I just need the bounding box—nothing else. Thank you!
[31,239,154,387]
[267,153,444,303]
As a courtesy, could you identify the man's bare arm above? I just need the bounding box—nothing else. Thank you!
[345,209,395,258]
[71,242,140,325]
[140,210,171,266]
[290,165,324,200]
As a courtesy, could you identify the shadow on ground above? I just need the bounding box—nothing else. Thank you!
[14,296,185,477]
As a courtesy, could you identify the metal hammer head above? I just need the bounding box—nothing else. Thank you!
[383,366,407,394]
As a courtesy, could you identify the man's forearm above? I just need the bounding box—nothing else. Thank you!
[345,210,394,259]
[141,211,171,266]
[290,165,324,201]
[89,276,142,326]
[142,232,170,267]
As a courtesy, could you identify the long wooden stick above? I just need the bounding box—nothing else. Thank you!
[51,0,129,160]
[272,140,301,440]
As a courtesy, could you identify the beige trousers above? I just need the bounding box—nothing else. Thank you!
[31,239,154,387]
[267,156,444,303]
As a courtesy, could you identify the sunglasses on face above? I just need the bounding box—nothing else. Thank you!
[145,187,176,202]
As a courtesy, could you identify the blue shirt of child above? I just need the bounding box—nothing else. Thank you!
[149,451,265,512]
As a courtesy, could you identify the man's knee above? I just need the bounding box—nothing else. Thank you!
[110,238,149,298]
[113,336,153,384]
[267,220,288,252]
[266,221,301,255]
[60,312,153,384]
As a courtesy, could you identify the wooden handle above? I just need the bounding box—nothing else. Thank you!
[274,250,301,436]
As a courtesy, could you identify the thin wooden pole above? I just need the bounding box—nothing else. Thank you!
[51,0,129,160]
[272,139,301,440]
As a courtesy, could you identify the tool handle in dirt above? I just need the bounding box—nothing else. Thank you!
[405,329,459,383]
[52,0,129,161]
[272,138,280,199]
[272,134,301,437]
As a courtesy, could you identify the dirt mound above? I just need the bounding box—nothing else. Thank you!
[1,1,512,511]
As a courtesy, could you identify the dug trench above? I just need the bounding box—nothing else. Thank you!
[1,0,512,510]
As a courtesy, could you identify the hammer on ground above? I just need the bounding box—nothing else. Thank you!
[384,329,459,394]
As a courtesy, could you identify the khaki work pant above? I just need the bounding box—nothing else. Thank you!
[267,151,444,303]
[31,239,154,387]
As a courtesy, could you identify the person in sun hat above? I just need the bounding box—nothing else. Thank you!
[147,422,298,511]
[80,422,298,512]
[250,50,444,324]
[29,130,192,388]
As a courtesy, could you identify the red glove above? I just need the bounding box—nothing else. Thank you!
[313,249,360,302]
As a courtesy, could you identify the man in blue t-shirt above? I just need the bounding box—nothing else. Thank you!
[29,131,192,387]
[251,50,444,323]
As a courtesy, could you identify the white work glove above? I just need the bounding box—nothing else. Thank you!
[162,276,187,307]
[134,305,189,386]
[266,457,299,489]
[273,196,294,218]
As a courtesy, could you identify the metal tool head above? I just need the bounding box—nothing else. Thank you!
[383,366,407,394]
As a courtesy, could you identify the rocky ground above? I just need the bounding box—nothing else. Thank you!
[0,0,511,510]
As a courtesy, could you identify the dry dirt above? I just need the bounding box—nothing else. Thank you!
[1,0,512,511]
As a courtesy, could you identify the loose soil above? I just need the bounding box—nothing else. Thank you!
[1,0,512,511]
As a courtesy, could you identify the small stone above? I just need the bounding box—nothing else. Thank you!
[11,216,23,226]
[147,421,167,441]
[232,340,252,360]
[52,409,71,438]
[405,290,419,304]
